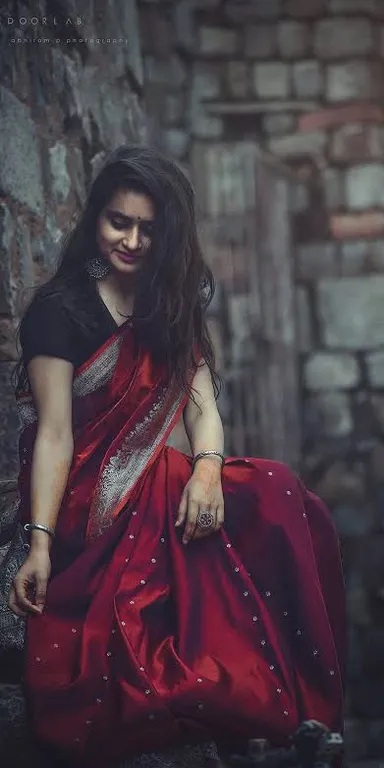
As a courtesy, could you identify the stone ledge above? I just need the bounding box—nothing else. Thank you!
[205,99,318,114]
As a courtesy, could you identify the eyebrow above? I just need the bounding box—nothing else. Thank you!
[106,208,154,223]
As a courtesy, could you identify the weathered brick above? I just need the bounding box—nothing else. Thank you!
[277,21,310,59]
[321,168,344,211]
[331,124,384,163]
[346,165,384,210]
[304,392,353,438]
[163,94,184,126]
[293,60,323,99]
[299,103,384,133]
[191,63,222,102]
[263,113,295,135]
[330,0,381,13]
[304,353,359,390]
[253,62,290,99]
[314,18,374,59]
[198,27,239,56]
[226,61,249,99]
[296,241,338,280]
[366,350,384,387]
[331,212,384,240]
[366,240,384,272]
[284,0,326,16]
[317,275,384,349]
[224,0,282,21]
[327,62,384,103]
[340,241,368,277]
[191,113,224,139]
[269,130,326,159]
[296,286,313,352]
[163,129,189,160]
[289,182,310,213]
[244,24,277,59]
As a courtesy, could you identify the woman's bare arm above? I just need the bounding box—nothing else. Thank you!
[27,355,75,552]
[183,362,224,465]
[9,356,74,615]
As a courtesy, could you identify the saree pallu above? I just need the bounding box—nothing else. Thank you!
[11,324,345,766]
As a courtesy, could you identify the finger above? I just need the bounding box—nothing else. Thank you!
[35,576,48,612]
[175,491,188,527]
[8,587,27,617]
[216,503,225,530]
[193,507,216,540]
[15,579,42,615]
[183,500,199,545]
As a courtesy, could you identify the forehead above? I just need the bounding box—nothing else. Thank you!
[106,188,155,219]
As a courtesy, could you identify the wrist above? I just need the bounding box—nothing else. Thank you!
[28,529,53,553]
[192,456,223,475]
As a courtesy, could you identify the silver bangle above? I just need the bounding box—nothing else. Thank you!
[24,523,55,539]
[192,450,224,471]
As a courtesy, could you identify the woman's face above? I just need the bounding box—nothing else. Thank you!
[96,188,155,276]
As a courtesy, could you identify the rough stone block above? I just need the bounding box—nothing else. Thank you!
[198,26,239,56]
[289,182,309,213]
[226,62,249,99]
[262,113,295,135]
[340,241,368,277]
[0,203,15,317]
[304,352,359,390]
[296,241,338,280]
[366,350,384,387]
[191,113,224,139]
[253,62,290,99]
[0,319,17,363]
[314,18,374,59]
[49,142,70,204]
[317,276,384,349]
[295,286,313,352]
[367,240,384,272]
[284,0,326,16]
[331,211,384,240]
[331,124,384,163]
[16,218,34,295]
[304,392,353,438]
[299,103,384,133]
[326,62,384,103]
[224,0,281,21]
[0,87,43,216]
[322,168,344,211]
[0,363,20,481]
[163,94,185,126]
[32,216,62,272]
[244,24,277,59]
[346,164,384,210]
[191,63,222,102]
[163,129,189,160]
[330,0,380,12]
[293,60,323,98]
[277,21,310,59]
[269,130,326,158]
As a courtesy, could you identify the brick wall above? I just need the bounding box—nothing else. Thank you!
[139,0,384,758]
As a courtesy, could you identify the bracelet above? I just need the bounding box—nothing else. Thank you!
[192,450,225,471]
[24,523,56,539]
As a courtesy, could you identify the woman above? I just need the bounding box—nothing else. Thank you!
[1,146,345,767]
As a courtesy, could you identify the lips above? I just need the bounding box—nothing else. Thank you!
[114,249,140,262]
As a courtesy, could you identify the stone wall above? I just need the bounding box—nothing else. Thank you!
[0,0,146,486]
[139,0,384,759]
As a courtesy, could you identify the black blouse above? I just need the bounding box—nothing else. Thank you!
[20,290,120,369]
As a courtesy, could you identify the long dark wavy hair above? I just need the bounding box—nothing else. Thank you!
[14,145,220,401]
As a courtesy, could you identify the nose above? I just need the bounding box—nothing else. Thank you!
[123,225,140,251]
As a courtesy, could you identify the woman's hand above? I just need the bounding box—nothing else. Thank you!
[8,547,51,616]
[175,458,224,545]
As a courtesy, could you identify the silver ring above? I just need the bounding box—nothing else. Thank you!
[197,510,215,530]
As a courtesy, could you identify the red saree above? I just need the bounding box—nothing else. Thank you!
[16,323,346,766]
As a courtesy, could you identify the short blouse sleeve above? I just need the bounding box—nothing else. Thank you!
[20,297,77,366]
